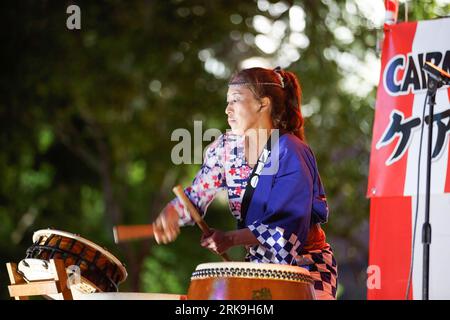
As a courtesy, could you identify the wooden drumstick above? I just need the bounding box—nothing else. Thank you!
[113,224,154,244]
[172,185,231,262]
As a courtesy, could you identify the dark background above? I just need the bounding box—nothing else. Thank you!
[1,0,448,300]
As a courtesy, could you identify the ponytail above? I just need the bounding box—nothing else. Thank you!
[276,69,305,141]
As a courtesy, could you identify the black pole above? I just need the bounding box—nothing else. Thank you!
[419,61,450,300]
[422,78,437,300]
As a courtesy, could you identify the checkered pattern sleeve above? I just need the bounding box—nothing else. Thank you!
[247,222,302,264]
[247,141,323,264]
[169,135,227,226]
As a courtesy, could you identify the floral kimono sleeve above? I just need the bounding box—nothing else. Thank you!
[169,135,227,226]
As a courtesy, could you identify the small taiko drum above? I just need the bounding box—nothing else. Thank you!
[187,262,316,300]
[18,229,127,294]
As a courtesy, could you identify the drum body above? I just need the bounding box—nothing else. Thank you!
[19,229,127,293]
[187,262,316,300]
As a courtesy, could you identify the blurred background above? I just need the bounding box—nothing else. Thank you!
[1,0,449,300]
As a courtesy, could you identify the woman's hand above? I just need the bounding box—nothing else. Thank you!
[152,203,180,244]
[201,228,260,255]
[200,229,234,255]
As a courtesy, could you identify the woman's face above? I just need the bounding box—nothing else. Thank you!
[225,86,263,135]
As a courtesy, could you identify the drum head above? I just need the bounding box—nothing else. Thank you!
[191,261,313,284]
[195,262,310,277]
[194,261,311,275]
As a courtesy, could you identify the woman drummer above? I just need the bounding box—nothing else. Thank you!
[152,67,338,300]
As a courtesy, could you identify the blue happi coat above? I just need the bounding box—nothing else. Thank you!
[171,131,329,265]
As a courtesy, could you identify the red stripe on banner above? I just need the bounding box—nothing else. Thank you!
[367,197,413,300]
[367,22,418,198]
[445,87,450,193]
